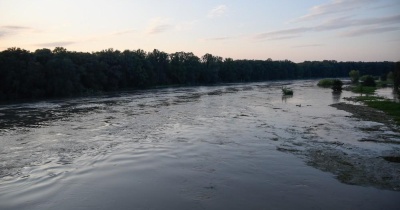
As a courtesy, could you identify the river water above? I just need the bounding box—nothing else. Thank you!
[0,80,399,209]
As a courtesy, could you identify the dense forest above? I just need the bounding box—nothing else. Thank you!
[0,47,397,101]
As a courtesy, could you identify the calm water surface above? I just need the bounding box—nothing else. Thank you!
[0,80,399,210]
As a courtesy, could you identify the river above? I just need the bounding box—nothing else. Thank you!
[0,80,399,209]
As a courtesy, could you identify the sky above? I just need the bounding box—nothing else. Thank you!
[0,0,399,62]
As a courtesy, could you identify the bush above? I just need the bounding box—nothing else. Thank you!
[317,79,334,87]
[282,87,293,95]
[349,70,360,84]
[331,79,343,92]
[362,75,376,87]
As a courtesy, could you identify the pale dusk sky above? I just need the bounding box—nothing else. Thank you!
[0,0,399,62]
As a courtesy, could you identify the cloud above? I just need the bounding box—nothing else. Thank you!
[292,0,378,22]
[207,5,227,18]
[313,16,353,31]
[2,25,31,30]
[371,1,400,9]
[145,17,197,35]
[176,20,198,31]
[267,35,302,41]
[341,26,400,37]
[146,18,173,35]
[287,0,400,35]
[0,25,32,39]
[253,27,311,40]
[147,24,173,34]
[112,29,136,36]
[202,36,235,41]
[314,14,400,31]
[292,44,324,48]
[254,13,400,41]
[36,41,76,48]
[357,14,400,26]
[0,31,8,38]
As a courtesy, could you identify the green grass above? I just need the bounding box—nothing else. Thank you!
[317,79,334,87]
[351,85,376,94]
[365,100,400,124]
[376,80,393,88]
[356,96,400,125]
[353,95,383,101]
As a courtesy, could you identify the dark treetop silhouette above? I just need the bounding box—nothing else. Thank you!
[0,47,396,101]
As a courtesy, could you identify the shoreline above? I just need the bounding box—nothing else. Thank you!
[315,100,400,190]
[330,102,399,132]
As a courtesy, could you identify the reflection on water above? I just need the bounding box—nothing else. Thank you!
[332,92,342,103]
[0,80,399,210]
[281,95,293,103]
[376,87,400,102]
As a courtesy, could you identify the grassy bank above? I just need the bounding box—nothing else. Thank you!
[351,85,376,94]
[317,79,334,87]
[355,96,400,125]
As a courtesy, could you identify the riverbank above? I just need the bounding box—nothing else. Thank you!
[315,97,400,190]
[330,102,399,132]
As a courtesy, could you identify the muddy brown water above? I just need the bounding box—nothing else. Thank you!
[0,80,399,210]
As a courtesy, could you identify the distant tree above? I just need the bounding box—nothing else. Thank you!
[133,49,151,87]
[0,47,397,102]
[168,52,201,84]
[394,62,400,93]
[236,60,253,81]
[362,75,376,87]
[148,49,169,84]
[219,58,237,82]
[44,57,81,96]
[349,70,360,83]
[201,53,222,83]
[169,52,187,84]
[387,71,394,81]
[34,48,52,65]
[380,73,387,81]
[53,47,67,54]
[182,52,201,84]
[331,79,343,92]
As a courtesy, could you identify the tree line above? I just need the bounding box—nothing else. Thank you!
[0,47,397,101]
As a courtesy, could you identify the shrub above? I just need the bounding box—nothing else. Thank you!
[317,79,334,87]
[331,79,343,92]
[362,75,376,87]
[349,70,360,84]
[282,87,293,95]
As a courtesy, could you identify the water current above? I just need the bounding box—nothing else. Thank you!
[0,80,399,209]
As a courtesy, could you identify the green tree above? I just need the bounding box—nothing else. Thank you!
[34,48,53,65]
[387,71,394,81]
[362,75,376,87]
[148,49,169,85]
[349,70,359,83]
[181,52,201,85]
[0,47,397,102]
[53,47,67,55]
[200,53,222,83]
[169,52,190,84]
[331,79,343,92]
[394,62,400,93]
